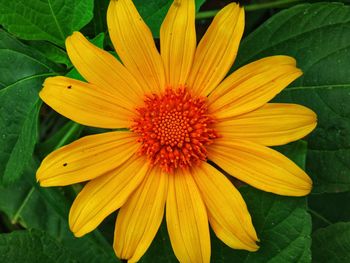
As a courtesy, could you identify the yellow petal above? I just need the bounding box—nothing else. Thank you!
[114,167,168,262]
[166,170,210,263]
[192,163,259,251]
[217,103,317,146]
[208,139,312,196]
[36,131,138,186]
[40,76,134,128]
[209,56,302,119]
[69,155,150,237]
[107,0,165,93]
[188,3,244,96]
[66,32,144,106]
[160,0,196,87]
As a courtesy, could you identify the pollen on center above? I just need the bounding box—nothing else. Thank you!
[131,87,219,173]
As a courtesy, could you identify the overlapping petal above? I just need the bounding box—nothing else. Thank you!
[209,56,302,119]
[193,163,258,251]
[66,32,144,106]
[188,3,244,96]
[36,131,138,186]
[40,76,134,128]
[114,167,168,262]
[208,139,312,196]
[217,103,317,146]
[69,155,150,237]
[160,0,196,87]
[107,0,165,93]
[166,170,211,263]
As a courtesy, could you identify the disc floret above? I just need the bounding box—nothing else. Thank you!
[132,88,219,173]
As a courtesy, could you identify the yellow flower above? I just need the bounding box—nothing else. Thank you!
[36,0,317,262]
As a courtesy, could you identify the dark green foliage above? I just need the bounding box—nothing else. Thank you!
[0,0,95,46]
[0,229,77,263]
[0,1,349,262]
[312,222,350,263]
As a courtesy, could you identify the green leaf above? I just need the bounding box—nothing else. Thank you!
[308,191,350,230]
[134,0,206,38]
[0,0,94,47]
[27,40,71,67]
[0,30,62,184]
[2,101,41,184]
[0,163,118,263]
[235,3,350,193]
[82,0,109,37]
[312,222,350,263]
[0,229,77,263]
[37,121,83,158]
[139,220,177,263]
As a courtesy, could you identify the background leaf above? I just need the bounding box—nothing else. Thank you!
[0,0,94,46]
[83,0,109,37]
[139,221,177,263]
[308,191,350,230]
[312,222,350,263]
[0,30,62,184]
[0,163,118,263]
[235,2,350,193]
[0,229,77,263]
[27,40,71,67]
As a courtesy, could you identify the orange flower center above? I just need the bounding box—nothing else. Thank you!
[132,88,219,173]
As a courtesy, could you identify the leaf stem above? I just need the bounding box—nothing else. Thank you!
[196,0,304,19]
[11,187,35,224]
[245,0,305,11]
[54,122,81,149]
[308,208,332,225]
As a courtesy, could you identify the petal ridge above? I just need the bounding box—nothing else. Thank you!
[188,3,245,96]
[209,56,302,118]
[69,155,150,237]
[107,0,165,93]
[208,139,312,196]
[36,131,138,186]
[192,163,259,251]
[66,32,144,104]
[114,167,168,262]
[216,103,317,146]
[166,170,211,263]
[160,0,196,87]
[40,76,134,128]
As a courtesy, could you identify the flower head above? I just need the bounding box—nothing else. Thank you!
[37,0,317,262]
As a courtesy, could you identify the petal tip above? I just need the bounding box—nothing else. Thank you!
[70,227,84,238]
[69,212,81,237]
[292,177,313,197]
[65,32,78,46]
[35,172,42,184]
[248,242,260,252]
[296,67,303,76]
[36,177,54,187]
